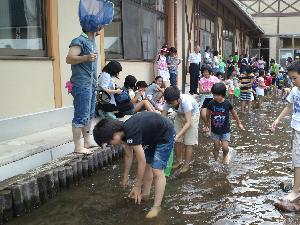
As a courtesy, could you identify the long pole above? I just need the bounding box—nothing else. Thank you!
[182,0,186,93]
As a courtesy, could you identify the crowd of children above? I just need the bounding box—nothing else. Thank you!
[93,44,299,219]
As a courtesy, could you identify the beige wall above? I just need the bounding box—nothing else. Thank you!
[57,0,102,108]
[269,37,277,60]
[112,61,153,87]
[254,17,278,35]
[0,60,54,118]
[279,17,300,34]
[176,0,183,90]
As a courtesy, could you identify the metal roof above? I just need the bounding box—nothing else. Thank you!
[231,0,264,34]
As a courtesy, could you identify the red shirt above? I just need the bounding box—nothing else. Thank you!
[265,75,272,86]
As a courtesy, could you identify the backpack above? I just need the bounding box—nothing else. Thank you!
[114,88,131,105]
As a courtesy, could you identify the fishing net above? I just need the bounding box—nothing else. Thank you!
[79,0,114,32]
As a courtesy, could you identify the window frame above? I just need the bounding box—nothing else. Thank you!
[0,0,48,57]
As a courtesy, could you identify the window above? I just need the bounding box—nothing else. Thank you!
[199,11,215,53]
[0,0,46,57]
[104,0,167,60]
[104,0,123,59]
[280,37,293,48]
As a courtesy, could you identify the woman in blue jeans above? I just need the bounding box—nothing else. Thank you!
[66,29,101,154]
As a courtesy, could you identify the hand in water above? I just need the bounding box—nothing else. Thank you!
[128,186,142,204]
[271,119,279,132]
[238,124,246,131]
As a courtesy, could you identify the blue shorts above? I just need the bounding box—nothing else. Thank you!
[145,131,175,170]
[71,85,96,128]
[211,132,231,142]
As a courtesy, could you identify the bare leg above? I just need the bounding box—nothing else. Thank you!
[213,140,221,161]
[72,127,92,154]
[247,101,251,113]
[222,141,230,164]
[145,168,165,219]
[142,164,153,199]
[286,167,300,201]
[182,145,193,172]
[82,122,98,149]
[134,101,155,112]
[241,101,245,113]
[173,142,184,169]
[201,108,209,132]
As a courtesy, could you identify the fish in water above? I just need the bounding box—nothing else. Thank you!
[274,200,300,212]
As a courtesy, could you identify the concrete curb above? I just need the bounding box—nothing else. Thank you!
[0,145,124,224]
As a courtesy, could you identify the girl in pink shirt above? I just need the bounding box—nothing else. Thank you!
[199,66,219,133]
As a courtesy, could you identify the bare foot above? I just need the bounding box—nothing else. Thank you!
[146,206,161,219]
[84,138,98,149]
[172,160,182,169]
[181,165,190,173]
[74,146,92,155]
[223,154,230,165]
[285,190,300,202]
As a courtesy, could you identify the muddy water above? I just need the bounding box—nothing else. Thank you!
[7,101,300,225]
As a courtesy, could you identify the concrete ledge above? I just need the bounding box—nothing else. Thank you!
[0,145,124,224]
[1,107,73,142]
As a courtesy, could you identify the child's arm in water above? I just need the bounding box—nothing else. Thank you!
[121,145,133,188]
[128,145,146,205]
[230,109,245,131]
[175,112,192,141]
[272,103,293,130]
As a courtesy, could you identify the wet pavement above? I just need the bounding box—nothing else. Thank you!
[7,100,300,225]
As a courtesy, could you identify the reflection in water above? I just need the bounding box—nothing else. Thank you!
[7,100,300,225]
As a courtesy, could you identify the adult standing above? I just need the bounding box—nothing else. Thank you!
[188,45,201,95]
[66,28,101,154]
[227,55,235,76]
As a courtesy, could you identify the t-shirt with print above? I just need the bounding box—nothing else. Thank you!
[163,94,199,116]
[199,76,220,98]
[122,112,174,147]
[287,87,300,131]
[239,73,255,93]
[207,100,233,135]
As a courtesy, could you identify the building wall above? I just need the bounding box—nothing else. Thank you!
[0,60,54,118]
[279,17,300,34]
[57,0,101,108]
[254,17,278,35]
[113,61,153,87]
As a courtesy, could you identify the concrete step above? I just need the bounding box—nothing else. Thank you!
[0,124,73,182]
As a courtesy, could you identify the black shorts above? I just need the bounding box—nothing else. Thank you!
[201,98,213,108]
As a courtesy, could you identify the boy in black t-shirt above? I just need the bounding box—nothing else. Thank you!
[93,112,175,218]
[206,83,245,164]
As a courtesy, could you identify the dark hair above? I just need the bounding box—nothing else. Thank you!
[136,81,148,88]
[215,72,223,77]
[93,119,124,146]
[245,65,253,74]
[234,52,238,55]
[229,55,233,57]
[102,61,122,78]
[255,57,259,61]
[287,61,300,75]
[201,65,212,74]
[270,71,276,76]
[259,70,265,77]
[243,54,248,58]
[205,46,210,52]
[124,75,137,90]
[270,59,275,64]
[164,86,181,102]
[213,50,219,57]
[169,47,177,54]
[155,76,163,81]
[211,83,227,97]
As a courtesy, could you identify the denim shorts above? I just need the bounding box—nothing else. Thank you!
[145,131,175,170]
[71,85,96,128]
[211,132,231,142]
